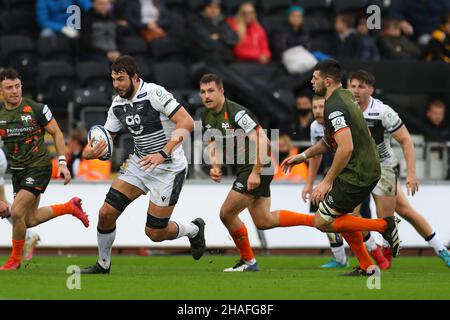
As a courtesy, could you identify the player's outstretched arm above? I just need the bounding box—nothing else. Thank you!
[44,119,72,185]
[281,139,328,174]
[392,125,418,196]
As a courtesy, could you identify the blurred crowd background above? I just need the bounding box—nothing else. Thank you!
[0,0,449,181]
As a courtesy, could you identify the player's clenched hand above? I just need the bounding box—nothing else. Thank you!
[210,166,222,183]
[247,171,261,191]
[281,154,306,174]
[302,183,313,203]
[58,164,72,185]
[311,180,332,206]
[0,200,9,219]
[406,173,419,196]
[83,140,107,160]
[139,153,165,172]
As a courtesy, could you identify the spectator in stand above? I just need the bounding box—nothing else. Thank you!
[391,0,450,45]
[273,134,308,182]
[272,5,311,59]
[356,17,380,61]
[37,0,92,39]
[123,0,170,43]
[333,14,363,59]
[226,2,271,64]
[378,19,422,60]
[190,0,239,64]
[80,0,121,63]
[290,94,314,142]
[425,13,450,62]
[423,100,450,142]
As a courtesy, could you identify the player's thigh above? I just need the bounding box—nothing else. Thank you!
[101,178,144,221]
[247,196,271,228]
[371,166,398,218]
[221,190,255,219]
[11,189,38,218]
[372,194,396,218]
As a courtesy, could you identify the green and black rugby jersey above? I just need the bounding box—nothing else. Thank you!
[323,87,381,187]
[0,97,53,169]
[202,99,261,173]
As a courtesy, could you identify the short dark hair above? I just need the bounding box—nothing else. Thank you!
[313,59,342,83]
[200,73,223,88]
[349,69,375,87]
[0,68,21,82]
[111,55,139,78]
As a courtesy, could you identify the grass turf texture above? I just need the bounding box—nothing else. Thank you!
[0,255,448,300]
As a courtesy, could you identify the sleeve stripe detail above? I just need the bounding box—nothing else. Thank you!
[333,127,350,139]
[163,98,174,108]
[388,121,403,134]
[168,104,182,119]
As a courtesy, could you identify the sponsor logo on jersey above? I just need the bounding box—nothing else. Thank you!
[236,112,257,133]
[234,182,244,190]
[161,196,167,202]
[222,122,230,130]
[328,111,343,119]
[43,105,52,121]
[137,92,147,99]
[368,113,379,116]
[205,124,212,130]
[21,115,32,125]
[331,116,347,132]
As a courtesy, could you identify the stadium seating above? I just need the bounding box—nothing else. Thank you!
[0,10,38,36]
[38,36,75,63]
[2,0,36,11]
[38,61,76,112]
[0,35,37,91]
[333,0,365,14]
[80,106,109,130]
[151,37,186,62]
[153,62,191,90]
[260,0,293,14]
[120,36,149,61]
[76,62,113,96]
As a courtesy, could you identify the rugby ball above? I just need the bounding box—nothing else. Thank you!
[88,125,113,161]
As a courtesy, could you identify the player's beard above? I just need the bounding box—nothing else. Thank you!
[314,82,327,97]
[120,81,135,100]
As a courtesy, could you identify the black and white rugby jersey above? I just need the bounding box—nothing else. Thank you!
[362,97,403,167]
[309,97,403,167]
[310,120,324,146]
[104,79,184,161]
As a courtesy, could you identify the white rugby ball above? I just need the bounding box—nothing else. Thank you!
[88,125,113,161]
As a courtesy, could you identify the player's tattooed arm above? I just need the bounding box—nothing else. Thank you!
[44,119,72,185]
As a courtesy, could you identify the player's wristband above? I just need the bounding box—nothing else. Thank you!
[158,150,170,159]
[300,152,308,161]
[58,160,67,166]
[58,155,66,162]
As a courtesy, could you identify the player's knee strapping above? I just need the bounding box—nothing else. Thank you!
[105,188,132,213]
[146,214,169,229]
[318,201,340,223]
[327,232,344,246]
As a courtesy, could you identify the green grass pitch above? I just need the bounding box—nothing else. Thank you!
[0,255,448,300]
